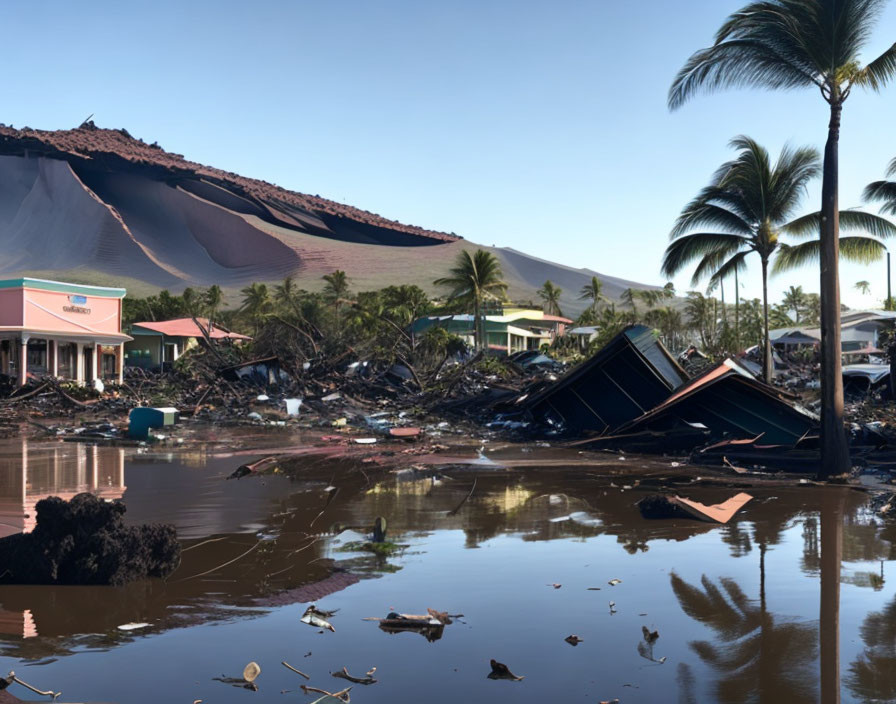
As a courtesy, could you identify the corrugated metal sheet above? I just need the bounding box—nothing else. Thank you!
[523,325,688,435]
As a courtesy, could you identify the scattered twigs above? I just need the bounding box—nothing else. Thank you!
[4,382,50,403]
[301,684,351,701]
[192,384,214,415]
[310,487,339,527]
[180,536,228,553]
[281,661,310,680]
[448,477,477,516]
[332,667,377,685]
[171,540,261,582]
[8,671,61,699]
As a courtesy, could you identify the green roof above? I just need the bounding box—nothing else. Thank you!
[0,277,126,298]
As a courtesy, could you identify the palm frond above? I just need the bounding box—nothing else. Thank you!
[707,250,750,291]
[669,38,817,110]
[782,209,896,239]
[863,180,896,215]
[661,233,747,278]
[671,200,753,237]
[773,235,886,273]
[767,144,821,221]
[839,235,888,264]
[854,42,896,90]
[839,209,896,238]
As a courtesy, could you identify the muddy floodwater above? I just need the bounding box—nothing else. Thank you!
[0,434,895,703]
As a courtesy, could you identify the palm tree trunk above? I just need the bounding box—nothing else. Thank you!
[720,278,727,329]
[761,257,773,383]
[735,267,740,350]
[818,100,850,479]
[474,296,481,351]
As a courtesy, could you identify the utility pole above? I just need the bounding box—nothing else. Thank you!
[888,252,892,310]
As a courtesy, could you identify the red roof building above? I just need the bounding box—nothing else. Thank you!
[125,318,250,368]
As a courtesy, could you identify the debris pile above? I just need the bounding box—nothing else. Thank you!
[0,492,180,585]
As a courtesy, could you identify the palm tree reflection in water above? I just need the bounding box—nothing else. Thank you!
[670,572,817,703]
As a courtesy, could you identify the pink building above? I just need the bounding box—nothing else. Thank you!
[0,278,131,386]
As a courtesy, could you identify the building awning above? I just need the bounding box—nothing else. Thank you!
[0,327,132,345]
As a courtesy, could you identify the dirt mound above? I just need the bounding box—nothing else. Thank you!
[0,492,180,586]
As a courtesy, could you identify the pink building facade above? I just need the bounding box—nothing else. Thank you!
[0,278,131,386]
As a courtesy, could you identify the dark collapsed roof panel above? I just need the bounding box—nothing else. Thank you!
[523,325,689,435]
[624,326,689,392]
[618,376,816,446]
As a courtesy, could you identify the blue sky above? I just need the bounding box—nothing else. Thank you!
[4,0,896,308]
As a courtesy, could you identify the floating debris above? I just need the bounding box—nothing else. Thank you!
[487,659,524,681]
[302,605,336,632]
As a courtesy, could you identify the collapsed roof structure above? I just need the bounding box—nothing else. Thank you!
[521,325,818,453]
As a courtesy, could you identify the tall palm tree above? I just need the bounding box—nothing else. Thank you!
[662,136,893,383]
[855,280,872,296]
[669,0,896,477]
[579,276,607,313]
[239,282,271,336]
[322,270,351,329]
[204,285,223,325]
[434,249,508,351]
[537,280,564,317]
[783,285,806,323]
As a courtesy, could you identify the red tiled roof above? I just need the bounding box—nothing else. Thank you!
[131,318,251,340]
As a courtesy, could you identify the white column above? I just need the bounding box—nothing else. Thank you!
[76,342,84,383]
[18,337,28,387]
[92,345,100,382]
[50,340,58,377]
[118,343,124,384]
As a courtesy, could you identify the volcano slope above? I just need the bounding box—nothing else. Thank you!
[0,123,654,311]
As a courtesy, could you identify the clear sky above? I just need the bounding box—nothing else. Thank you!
[4,0,896,309]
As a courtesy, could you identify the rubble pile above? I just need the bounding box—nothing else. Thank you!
[0,493,180,585]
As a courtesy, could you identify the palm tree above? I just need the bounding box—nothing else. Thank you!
[669,0,896,478]
[204,285,223,325]
[322,270,351,329]
[239,282,271,335]
[684,291,719,351]
[579,276,607,313]
[537,280,563,317]
[855,280,872,296]
[621,287,639,316]
[662,136,893,383]
[434,249,508,351]
[274,276,300,311]
[783,285,806,324]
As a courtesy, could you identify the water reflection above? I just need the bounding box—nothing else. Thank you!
[671,573,818,702]
[0,442,894,703]
[0,439,124,537]
[847,594,896,702]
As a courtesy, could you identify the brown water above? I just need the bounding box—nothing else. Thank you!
[0,435,893,703]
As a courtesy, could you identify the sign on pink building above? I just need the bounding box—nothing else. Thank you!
[0,278,131,385]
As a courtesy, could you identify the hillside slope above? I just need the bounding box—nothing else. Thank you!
[0,122,658,313]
